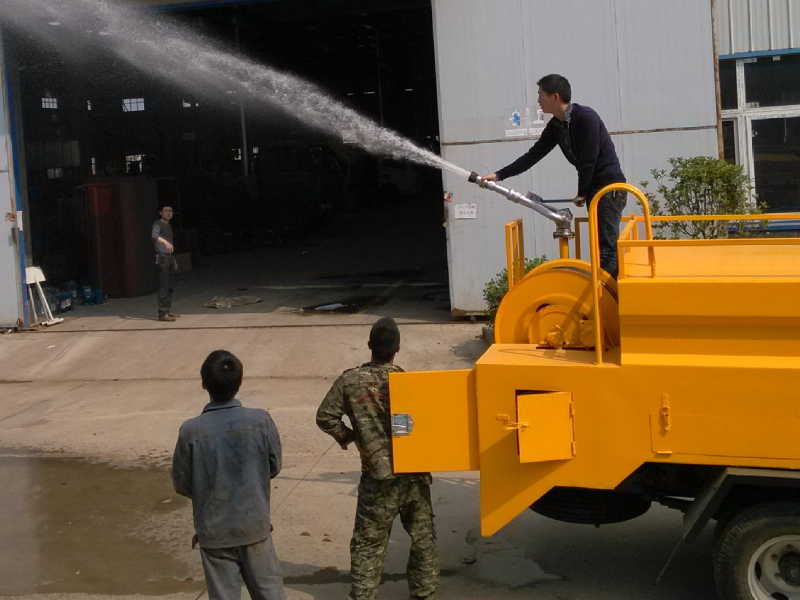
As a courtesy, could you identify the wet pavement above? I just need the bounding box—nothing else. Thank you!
[0,453,200,595]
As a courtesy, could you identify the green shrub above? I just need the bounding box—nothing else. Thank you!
[483,256,546,324]
[640,156,758,239]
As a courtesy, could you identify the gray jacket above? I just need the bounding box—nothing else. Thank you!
[172,398,282,549]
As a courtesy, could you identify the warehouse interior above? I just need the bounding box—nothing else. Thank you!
[7,0,448,316]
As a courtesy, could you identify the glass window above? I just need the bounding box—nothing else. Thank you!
[722,120,736,164]
[125,154,146,173]
[719,60,737,110]
[41,97,58,110]
[752,116,800,212]
[744,54,800,108]
[122,98,145,112]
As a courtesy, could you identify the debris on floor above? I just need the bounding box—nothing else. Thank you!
[302,295,388,314]
[203,295,263,309]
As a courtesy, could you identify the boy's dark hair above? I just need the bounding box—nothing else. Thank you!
[201,350,243,401]
[368,317,400,362]
[537,74,571,103]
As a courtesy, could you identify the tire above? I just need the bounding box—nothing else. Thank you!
[713,502,800,600]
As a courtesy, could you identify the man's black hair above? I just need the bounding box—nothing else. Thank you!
[201,350,243,402]
[368,317,400,363]
[537,74,572,103]
[159,205,172,213]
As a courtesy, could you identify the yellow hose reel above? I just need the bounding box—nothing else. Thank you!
[494,258,620,349]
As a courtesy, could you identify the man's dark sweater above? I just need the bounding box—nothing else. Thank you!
[495,103,625,198]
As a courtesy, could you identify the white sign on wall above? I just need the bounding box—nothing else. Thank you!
[454,203,478,219]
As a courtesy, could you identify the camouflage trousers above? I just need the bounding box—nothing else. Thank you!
[349,474,438,600]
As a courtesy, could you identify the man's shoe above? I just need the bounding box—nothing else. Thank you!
[168,312,180,318]
[158,314,176,322]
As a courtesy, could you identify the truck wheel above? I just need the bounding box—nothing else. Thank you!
[714,502,800,600]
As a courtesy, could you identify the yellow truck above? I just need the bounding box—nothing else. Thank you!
[389,178,800,600]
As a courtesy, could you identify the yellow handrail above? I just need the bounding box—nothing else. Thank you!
[588,183,654,365]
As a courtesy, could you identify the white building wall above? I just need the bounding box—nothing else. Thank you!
[0,34,23,328]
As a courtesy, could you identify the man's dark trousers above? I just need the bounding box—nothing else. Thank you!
[593,189,626,279]
[200,537,286,600]
[157,255,175,316]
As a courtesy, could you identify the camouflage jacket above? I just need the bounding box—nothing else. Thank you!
[317,361,405,480]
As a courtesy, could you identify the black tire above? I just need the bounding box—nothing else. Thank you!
[713,502,800,600]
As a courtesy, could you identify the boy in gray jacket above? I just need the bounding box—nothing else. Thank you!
[172,350,285,600]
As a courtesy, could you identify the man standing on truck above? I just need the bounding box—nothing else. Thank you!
[481,74,627,277]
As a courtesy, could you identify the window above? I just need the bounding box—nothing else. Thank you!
[86,99,93,111]
[751,116,800,212]
[90,157,97,176]
[232,147,242,161]
[744,55,800,108]
[125,154,146,173]
[721,120,736,164]
[47,167,63,179]
[122,98,145,112]
[720,52,800,214]
[719,60,736,110]
[182,99,200,109]
[41,97,58,110]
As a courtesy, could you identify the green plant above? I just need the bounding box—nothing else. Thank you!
[483,256,546,324]
[640,156,758,239]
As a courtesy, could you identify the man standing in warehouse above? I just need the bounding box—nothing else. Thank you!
[152,205,178,321]
[316,317,438,600]
[482,74,627,278]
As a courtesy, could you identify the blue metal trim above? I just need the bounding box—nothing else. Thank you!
[3,38,30,328]
[720,47,800,60]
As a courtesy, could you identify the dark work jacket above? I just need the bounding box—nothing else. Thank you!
[172,398,282,549]
[495,103,625,199]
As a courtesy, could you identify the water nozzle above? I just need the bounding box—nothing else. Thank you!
[466,169,574,236]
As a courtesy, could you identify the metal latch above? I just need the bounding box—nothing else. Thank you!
[391,413,415,436]
[496,413,529,431]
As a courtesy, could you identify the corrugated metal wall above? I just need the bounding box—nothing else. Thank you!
[717,0,800,56]
[433,0,719,313]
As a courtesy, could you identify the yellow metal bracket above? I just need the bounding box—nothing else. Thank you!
[504,219,525,290]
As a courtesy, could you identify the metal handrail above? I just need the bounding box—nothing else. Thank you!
[588,183,654,365]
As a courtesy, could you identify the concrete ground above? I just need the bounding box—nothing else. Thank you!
[0,205,718,599]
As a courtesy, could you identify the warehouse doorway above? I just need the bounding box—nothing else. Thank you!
[9,0,448,325]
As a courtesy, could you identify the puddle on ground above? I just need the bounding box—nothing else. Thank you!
[0,453,200,595]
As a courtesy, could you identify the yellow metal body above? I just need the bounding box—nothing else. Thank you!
[390,183,800,536]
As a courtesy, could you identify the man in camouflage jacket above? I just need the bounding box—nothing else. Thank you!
[316,317,438,600]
